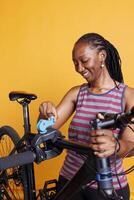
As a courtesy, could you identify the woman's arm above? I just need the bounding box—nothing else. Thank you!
[90,86,134,158]
[38,85,80,129]
[117,87,134,157]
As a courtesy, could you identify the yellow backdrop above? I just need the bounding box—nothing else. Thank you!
[0,0,134,199]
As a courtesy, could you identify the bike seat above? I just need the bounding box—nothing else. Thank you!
[9,91,37,101]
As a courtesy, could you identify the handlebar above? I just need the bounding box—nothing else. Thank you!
[90,106,134,129]
[89,106,134,199]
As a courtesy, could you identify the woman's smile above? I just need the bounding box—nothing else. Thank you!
[82,69,90,79]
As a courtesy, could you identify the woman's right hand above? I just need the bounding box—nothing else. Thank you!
[39,101,58,119]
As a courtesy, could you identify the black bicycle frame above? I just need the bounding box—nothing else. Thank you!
[21,100,36,200]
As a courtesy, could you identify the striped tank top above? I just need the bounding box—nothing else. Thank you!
[60,83,128,190]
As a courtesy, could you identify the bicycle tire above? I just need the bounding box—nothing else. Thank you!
[0,125,29,200]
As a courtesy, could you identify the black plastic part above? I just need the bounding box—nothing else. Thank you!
[9,91,37,101]
[0,151,36,170]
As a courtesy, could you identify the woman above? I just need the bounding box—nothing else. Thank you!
[39,33,134,200]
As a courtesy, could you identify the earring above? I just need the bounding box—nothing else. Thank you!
[101,63,105,68]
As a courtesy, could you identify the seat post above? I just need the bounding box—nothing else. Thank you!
[21,99,36,200]
[22,100,31,134]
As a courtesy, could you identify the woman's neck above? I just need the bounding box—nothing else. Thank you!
[88,75,118,94]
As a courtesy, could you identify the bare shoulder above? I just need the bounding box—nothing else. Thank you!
[124,86,134,111]
[68,85,81,94]
[124,86,134,98]
[64,85,81,103]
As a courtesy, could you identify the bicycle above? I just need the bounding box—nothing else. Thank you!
[0,91,94,200]
[0,91,133,200]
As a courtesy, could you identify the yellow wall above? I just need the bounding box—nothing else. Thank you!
[0,0,134,199]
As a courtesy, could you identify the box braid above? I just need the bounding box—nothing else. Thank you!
[75,33,124,83]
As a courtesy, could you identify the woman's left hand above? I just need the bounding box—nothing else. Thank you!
[90,129,116,157]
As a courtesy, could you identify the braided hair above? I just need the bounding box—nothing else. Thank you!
[74,33,124,83]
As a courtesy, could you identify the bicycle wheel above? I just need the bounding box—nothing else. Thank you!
[0,126,28,200]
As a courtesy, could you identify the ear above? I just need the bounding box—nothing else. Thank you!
[99,50,107,62]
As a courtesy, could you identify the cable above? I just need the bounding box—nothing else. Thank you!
[113,147,124,199]
[112,165,134,176]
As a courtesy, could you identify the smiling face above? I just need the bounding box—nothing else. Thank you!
[72,41,106,83]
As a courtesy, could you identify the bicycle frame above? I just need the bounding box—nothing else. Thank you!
[21,99,36,200]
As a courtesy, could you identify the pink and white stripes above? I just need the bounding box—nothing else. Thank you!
[60,83,128,190]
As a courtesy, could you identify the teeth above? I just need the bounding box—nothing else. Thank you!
[83,71,89,77]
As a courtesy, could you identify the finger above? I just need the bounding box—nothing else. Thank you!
[91,141,113,151]
[94,150,107,157]
[39,102,56,119]
[46,104,58,119]
[39,103,47,115]
[91,136,106,144]
[90,143,104,151]
[93,141,116,157]
[47,110,58,119]
[94,149,114,157]
[90,130,105,137]
[97,113,105,119]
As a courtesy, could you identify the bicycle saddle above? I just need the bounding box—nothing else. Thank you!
[9,91,37,101]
